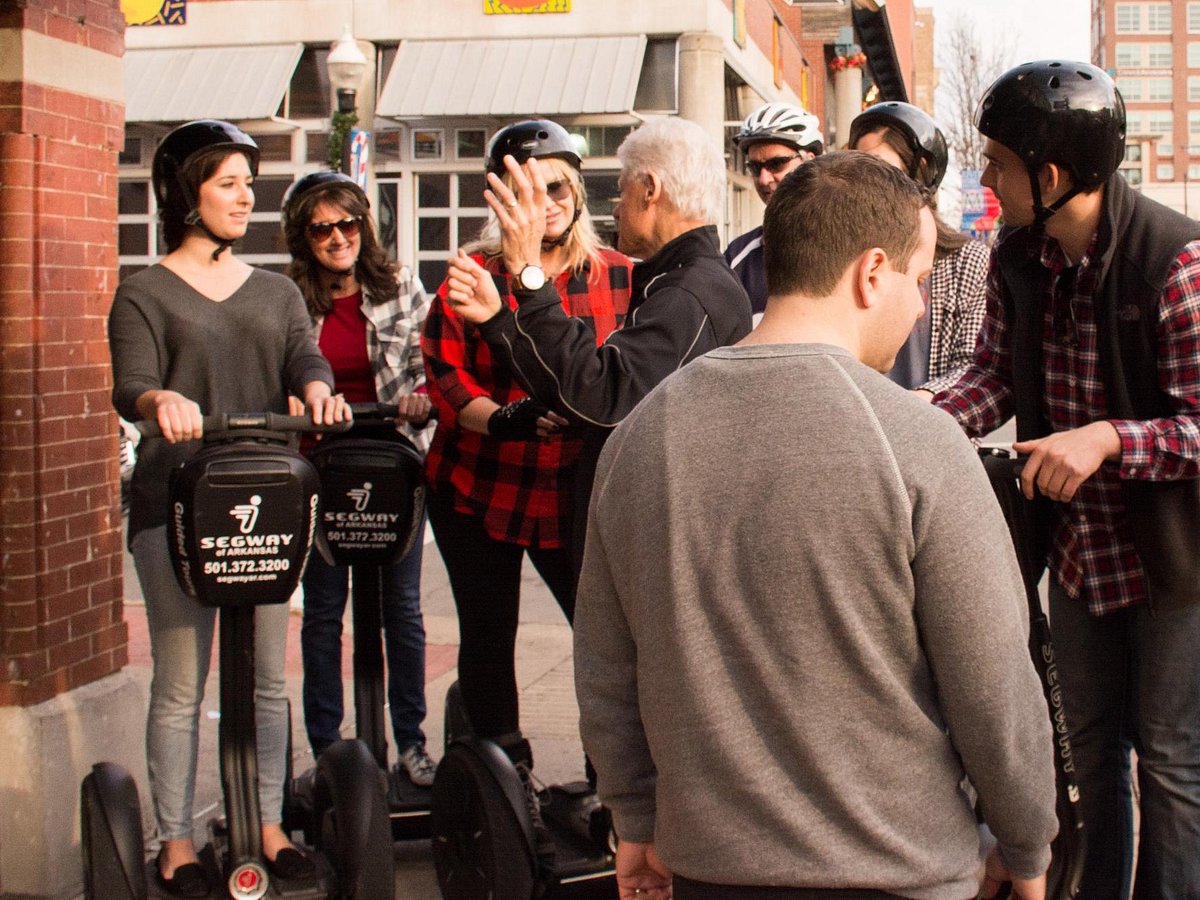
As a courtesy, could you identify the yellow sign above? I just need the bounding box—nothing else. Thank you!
[485,0,570,13]
[122,0,186,25]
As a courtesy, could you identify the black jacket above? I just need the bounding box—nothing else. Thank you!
[998,172,1200,608]
[479,225,752,566]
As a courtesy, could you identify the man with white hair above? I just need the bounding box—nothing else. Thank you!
[444,116,751,569]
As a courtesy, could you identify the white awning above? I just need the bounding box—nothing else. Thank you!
[378,36,647,118]
[124,44,304,123]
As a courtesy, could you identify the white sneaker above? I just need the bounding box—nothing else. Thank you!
[395,744,436,787]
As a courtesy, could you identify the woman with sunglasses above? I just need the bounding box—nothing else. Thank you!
[109,120,347,897]
[279,171,438,788]
[849,102,990,394]
[422,119,631,782]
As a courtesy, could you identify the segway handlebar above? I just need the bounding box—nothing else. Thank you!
[346,401,438,423]
[135,412,354,439]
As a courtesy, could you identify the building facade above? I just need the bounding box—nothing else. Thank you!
[121,0,821,290]
[1093,0,1200,214]
[120,0,926,285]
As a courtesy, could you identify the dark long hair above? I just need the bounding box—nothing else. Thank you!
[283,182,399,318]
[863,127,969,260]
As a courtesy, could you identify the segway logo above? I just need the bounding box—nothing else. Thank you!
[230,495,262,533]
[347,482,372,512]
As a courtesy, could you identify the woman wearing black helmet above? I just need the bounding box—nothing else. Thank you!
[280,171,437,787]
[849,102,990,394]
[421,119,632,777]
[109,120,346,895]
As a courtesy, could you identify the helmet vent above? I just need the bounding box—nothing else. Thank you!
[1048,76,1061,89]
[1048,61,1063,68]
[1079,71,1093,80]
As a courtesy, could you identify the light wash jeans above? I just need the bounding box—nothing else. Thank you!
[132,526,290,840]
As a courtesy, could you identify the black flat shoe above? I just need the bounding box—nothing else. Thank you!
[155,850,210,898]
[265,846,315,881]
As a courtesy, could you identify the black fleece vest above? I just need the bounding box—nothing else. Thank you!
[996,173,1200,609]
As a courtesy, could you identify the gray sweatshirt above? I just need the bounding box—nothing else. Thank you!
[109,264,333,542]
[574,343,1058,899]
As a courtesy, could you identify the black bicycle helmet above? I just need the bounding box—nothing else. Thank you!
[975,60,1125,224]
[485,119,581,175]
[734,102,824,154]
[280,171,365,233]
[848,101,948,191]
[151,119,260,208]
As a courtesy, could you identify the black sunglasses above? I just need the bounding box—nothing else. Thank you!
[745,153,804,177]
[307,217,361,242]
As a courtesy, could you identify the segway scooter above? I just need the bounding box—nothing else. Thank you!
[430,682,617,899]
[81,412,394,900]
[980,448,1086,900]
[285,402,432,842]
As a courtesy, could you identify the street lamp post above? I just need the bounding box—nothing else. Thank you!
[326,26,368,175]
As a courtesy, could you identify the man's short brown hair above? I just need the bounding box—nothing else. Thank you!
[763,151,927,298]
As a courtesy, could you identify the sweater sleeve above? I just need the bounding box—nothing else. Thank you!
[281,283,334,396]
[910,437,1058,879]
[479,282,715,427]
[109,284,163,421]
[574,433,658,843]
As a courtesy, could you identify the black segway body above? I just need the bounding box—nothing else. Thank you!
[431,683,617,900]
[168,438,320,607]
[291,417,432,841]
[82,415,391,900]
[980,449,1086,900]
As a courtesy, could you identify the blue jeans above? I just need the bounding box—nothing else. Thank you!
[1050,582,1200,899]
[132,526,290,839]
[300,523,427,758]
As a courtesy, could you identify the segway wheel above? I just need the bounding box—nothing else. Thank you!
[431,740,537,900]
[311,739,395,899]
[80,762,148,900]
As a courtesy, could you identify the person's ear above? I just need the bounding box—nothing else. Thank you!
[643,172,662,208]
[855,248,888,309]
[1040,161,1070,197]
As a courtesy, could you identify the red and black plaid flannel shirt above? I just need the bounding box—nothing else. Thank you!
[422,249,631,547]
[935,237,1200,615]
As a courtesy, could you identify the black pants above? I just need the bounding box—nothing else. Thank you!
[427,490,575,740]
[673,879,910,900]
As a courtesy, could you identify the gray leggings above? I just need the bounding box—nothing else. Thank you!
[132,526,290,840]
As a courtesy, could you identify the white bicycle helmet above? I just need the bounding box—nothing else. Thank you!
[735,102,824,154]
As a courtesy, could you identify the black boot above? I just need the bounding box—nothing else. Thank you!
[495,732,555,870]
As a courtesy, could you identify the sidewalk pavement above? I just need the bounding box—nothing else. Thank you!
[121,525,586,898]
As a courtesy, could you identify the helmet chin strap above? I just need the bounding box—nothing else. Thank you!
[327,265,356,295]
[1028,168,1082,231]
[541,208,582,250]
[184,209,235,261]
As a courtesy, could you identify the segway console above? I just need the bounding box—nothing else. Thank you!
[285,403,432,842]
[431,682,617,900]
[82,413,394,900]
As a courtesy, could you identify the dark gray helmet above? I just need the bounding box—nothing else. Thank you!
[151,119,259,208]
[976,60,1125,192]
[849,101,948,191]
[486,119,581,175]
[280,171,365,233]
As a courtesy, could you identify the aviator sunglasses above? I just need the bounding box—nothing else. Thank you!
[307,217,362,242]
[745,152,804,177]
[543,180,573,202]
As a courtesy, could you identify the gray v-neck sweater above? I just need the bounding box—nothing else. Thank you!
[109,264,332,541]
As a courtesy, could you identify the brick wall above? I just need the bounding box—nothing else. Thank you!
[0,0,126,707]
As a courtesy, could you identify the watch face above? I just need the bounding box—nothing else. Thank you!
[519,265,546,290]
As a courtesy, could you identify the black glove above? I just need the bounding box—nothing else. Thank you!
[488,397,550,441]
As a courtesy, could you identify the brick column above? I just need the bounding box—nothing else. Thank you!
[0,3,142,897]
